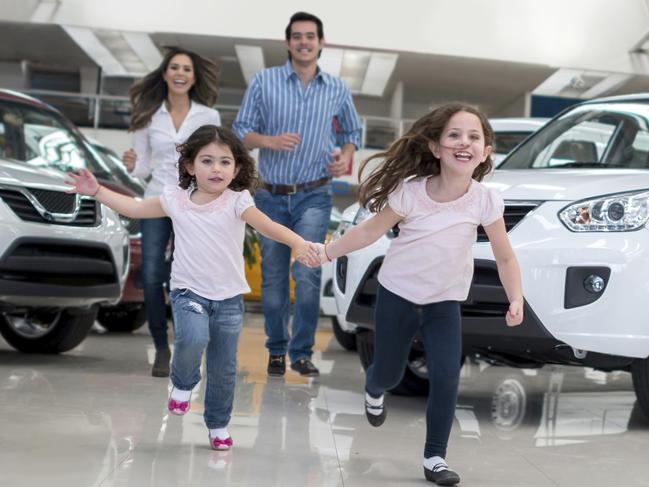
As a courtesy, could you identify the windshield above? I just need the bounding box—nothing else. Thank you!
[0,99,111,178]
[500,102,649,170]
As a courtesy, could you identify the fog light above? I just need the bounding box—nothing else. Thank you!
[584,274,605,293]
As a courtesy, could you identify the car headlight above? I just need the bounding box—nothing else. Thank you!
[559,190,649,232]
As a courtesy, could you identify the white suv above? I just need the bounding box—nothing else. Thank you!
[0,91,129,353]
[332,95,649,417]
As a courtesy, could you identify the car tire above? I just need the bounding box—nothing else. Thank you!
[355,328,429,396]
[332,317,356,351]
[97,304,146,333]
[0,307,98,353]
[631,357,649,420]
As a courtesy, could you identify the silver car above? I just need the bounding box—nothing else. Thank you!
[0,91,129,353]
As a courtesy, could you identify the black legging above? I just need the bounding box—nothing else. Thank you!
[366,284,462,459]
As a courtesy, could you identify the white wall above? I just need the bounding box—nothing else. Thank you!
[9,0,649,75]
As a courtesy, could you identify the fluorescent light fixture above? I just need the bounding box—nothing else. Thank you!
[341,50,371,92]
[318,48,343,77]
[95,30,148,76]
[235,45,265,84]
[580,73,631,99]
[533,68,629,99]
[30,0,60,22]
[122,32,163,72]
[361,52,398,97]
[62,25,127,76]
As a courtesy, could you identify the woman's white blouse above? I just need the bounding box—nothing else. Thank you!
[131,102,221,197]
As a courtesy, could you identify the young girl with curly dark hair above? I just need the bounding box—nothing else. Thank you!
[66,125,319,451]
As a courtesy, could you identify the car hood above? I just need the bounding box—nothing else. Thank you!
[486,169,649,201]
[0,159,70,191]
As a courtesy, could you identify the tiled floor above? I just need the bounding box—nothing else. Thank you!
[0,312,648,486]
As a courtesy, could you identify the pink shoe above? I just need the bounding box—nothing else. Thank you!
[168,388,190,415]
[209,434,233,451]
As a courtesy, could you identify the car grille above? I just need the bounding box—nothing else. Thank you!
[0,187,99,226]
[0,240,117,286]
[477,202,540,242]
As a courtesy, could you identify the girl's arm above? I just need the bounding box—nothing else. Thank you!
[484,217,524,327]
[241,206,319,264]
[326,205,403,259]
[66,169,166,219]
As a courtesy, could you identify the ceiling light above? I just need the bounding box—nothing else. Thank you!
[62,25,127,76]
[235,45,265,84]
[361,52,398,97]
[318,48,343,78]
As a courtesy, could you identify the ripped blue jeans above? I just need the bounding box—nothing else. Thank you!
[169,288,244,429]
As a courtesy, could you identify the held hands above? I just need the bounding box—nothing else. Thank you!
[294,240,322,268]
[267,133,301,152]
[327,148,351,177]
[64,169,100,196]
[506,299,524,327]
[122,148,137,172]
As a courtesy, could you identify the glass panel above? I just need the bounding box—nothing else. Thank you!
[29,93,95,128]
[364,118,397,150]
[97,98,132,130]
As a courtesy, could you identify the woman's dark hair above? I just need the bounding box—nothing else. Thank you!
[128,47,219,131]
[177,125,258,192]
[358,102,495,212]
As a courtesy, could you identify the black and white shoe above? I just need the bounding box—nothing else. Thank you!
[364,394,386,427]
[424,462,461,485]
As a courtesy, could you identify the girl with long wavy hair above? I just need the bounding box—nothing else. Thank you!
[315,102,524,485]
[122,47,221,377]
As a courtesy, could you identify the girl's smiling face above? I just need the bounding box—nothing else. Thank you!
[430,111,493,176]
[186,142,238,195]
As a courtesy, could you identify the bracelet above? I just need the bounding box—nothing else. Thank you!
[323,243,332,262]
[91,185,101,197]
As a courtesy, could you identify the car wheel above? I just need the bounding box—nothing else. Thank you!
[355,328,429,396]
[97,304,146,333]
[631,357,649,420]
[0,307,98,353]
[332,317,356,351]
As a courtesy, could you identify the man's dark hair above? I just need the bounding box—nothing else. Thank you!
[285,11,324,40]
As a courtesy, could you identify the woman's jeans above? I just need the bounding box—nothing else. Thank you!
[141,217,173,350]
[366,285,462,459]
[253,184,332,364]
[169,289,244,429]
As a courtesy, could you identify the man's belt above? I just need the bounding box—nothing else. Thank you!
[261,177,331,195]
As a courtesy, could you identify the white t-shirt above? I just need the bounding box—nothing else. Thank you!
[378,177,504,305]
[131,102,221,197]
[159,186,255,301]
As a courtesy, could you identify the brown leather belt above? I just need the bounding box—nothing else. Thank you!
[261,177,331,195]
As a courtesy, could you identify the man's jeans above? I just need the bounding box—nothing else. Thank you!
[254,184,332,364]
[141,217,173,350]
[169,288,244,429]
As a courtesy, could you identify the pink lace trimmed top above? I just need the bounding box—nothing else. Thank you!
[377,177,504,305]
[160,186,255,301]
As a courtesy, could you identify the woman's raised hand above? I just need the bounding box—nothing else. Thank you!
[122,148,137,172]
[65,169,100,196]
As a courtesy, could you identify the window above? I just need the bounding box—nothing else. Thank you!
[501,103,649,170]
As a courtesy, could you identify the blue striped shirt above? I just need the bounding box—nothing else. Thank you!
[233,61,362,185]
